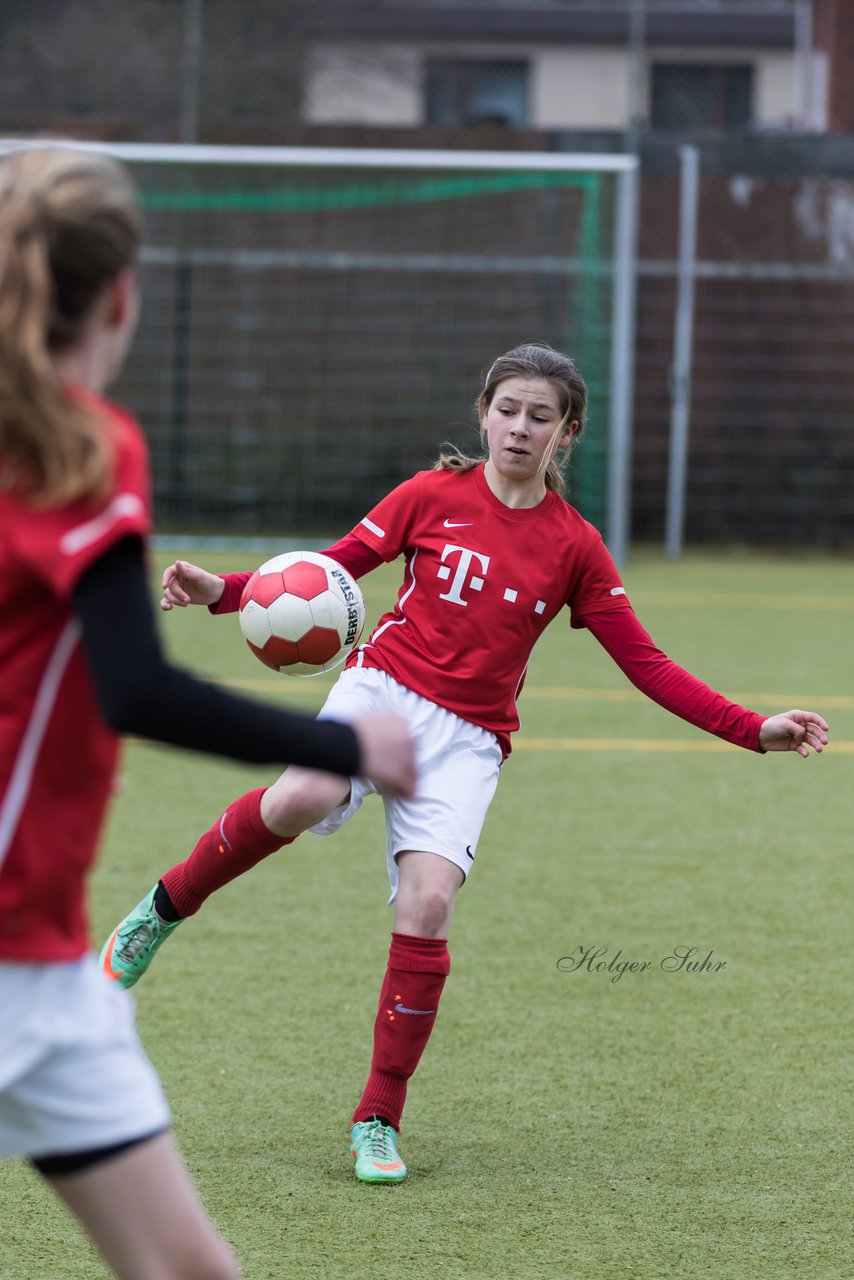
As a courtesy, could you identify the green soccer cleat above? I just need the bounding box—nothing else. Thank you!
[98,886,183,989]
[350,1118,407,1184]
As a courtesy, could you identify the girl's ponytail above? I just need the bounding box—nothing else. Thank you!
[0,148,140,505]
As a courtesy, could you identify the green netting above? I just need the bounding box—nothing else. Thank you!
[113,160,619,535]
[141,170,600,212]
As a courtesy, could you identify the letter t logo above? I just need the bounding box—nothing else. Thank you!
[436,544,490,606]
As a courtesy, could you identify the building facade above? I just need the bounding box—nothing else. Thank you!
[299,3,799,134]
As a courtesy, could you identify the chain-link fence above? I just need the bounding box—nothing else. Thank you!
[3,1,851,547]
[634,135,854,547]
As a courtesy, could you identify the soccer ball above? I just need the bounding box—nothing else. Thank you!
[238,551,365,677]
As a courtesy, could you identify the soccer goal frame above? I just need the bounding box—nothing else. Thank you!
[1,140,639,563]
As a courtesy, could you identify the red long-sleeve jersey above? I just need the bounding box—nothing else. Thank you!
[214,468,765,756]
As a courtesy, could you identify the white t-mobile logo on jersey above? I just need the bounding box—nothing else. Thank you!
[436,544,490,606]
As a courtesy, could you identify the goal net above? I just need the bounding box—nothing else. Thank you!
[7,143,638,554]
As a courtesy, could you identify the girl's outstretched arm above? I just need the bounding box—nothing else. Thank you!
[198,534,385,617]
[584,607,828,757]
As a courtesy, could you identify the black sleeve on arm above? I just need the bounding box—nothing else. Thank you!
[73,537,360,775]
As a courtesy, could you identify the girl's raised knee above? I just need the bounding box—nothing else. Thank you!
[261,773,348,835]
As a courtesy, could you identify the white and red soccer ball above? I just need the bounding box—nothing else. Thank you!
[238,551,365,676]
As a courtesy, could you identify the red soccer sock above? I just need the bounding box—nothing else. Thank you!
[352,932,451,1131]
[160,787,294,918]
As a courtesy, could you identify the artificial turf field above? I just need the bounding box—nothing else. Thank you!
[1,548,851,1280]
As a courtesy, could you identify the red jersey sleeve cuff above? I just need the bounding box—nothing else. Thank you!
[752,714,769,753]
[209,572,252,614]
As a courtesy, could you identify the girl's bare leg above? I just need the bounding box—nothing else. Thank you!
[48,1131,239,1280]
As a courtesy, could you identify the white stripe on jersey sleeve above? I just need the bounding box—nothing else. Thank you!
[60,493,146,557]
[360,516,385,539]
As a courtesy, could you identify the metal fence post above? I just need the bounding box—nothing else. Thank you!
[181,0,204,145]
[665,144,700,559]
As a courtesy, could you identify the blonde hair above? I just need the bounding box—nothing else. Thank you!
[0,147,141,505]
[434,343,588,498]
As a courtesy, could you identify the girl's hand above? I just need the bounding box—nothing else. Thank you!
[161,560,225,611]
[759,710,829,759]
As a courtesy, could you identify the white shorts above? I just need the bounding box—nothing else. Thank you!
[0,955,169,1161]
[312,667,502,902]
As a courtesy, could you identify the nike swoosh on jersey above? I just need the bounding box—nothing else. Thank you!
[394,1002,436,1015]
[443,519,473,528]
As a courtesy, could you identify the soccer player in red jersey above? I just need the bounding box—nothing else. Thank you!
[100,343,829,1185]
[0,146,414,1279]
